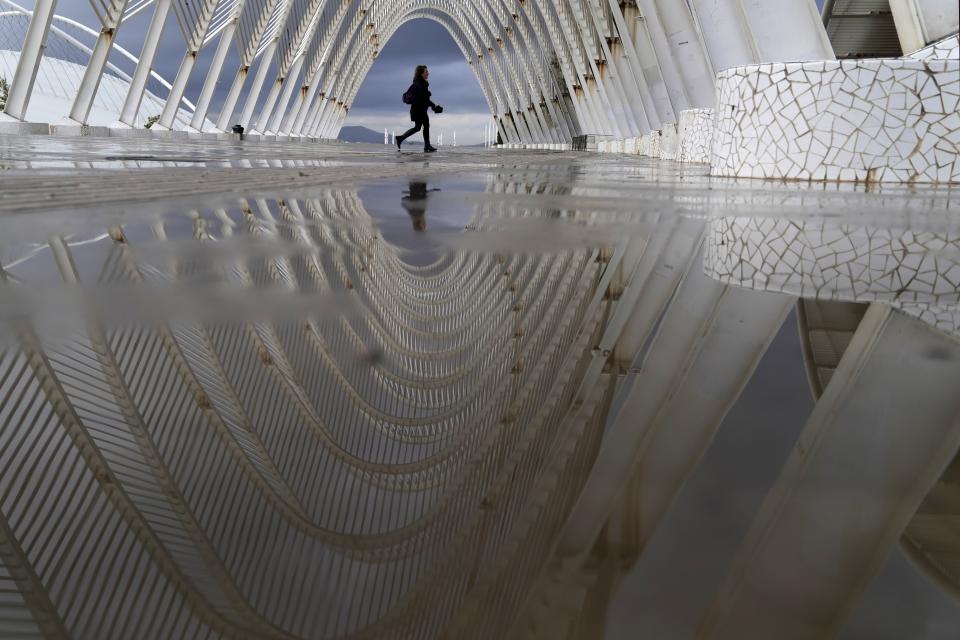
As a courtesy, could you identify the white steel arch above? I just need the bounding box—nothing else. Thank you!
[0,0,837,142]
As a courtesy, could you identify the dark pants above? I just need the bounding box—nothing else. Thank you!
[399,114,431,148]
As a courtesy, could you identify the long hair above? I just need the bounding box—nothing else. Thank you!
[413,65,428,82]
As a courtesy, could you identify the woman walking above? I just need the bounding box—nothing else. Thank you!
[397,65,442,152]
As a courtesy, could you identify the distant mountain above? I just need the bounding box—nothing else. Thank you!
[338,125,387,144]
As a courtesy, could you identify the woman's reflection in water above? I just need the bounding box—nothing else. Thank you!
[401,181,440,231]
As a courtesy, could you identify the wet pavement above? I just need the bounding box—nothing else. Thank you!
[0,137,958,639]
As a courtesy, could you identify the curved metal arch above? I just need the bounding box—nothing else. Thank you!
[488,0,579,141]
[308,2,513,138]
[319,0,563,142]
[512,0,599,134]
[335,0,537,117]
[360,0,530,122]
[0,2,198,114]
[547,0,623,136]
[334,5,506,113]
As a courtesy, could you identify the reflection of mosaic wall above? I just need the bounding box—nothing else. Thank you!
[711,56,960,183]
[677,108,714,164]
[705,216,960,337]
[908,35,959,61]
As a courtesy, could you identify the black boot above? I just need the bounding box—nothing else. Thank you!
[396,136,404,151]
[424,145,437,152]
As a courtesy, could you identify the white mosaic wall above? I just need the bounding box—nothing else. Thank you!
[705,216,960,337]
[677,108,714,164]
[593,116,705,163]
[637,133,652,156]
[711,55,960,183]
[659,123,679,160]
[584,35,959,180]
[649,129,662,158]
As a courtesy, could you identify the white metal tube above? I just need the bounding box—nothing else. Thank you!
[303,92,327,137]
[117,0,172,126]
[215,66,249,131]
[69,23,119,124]
[266,57,304,133]
[254,77,284,133]
[650,0,715,109]
[636,0,692,115]
[190,22,236,131]
[687,0,758,72]
[287,81,319,135]
[3,0,58,120]
[158,51,197,129]
[238,40,278,130]
[736,0,834,62]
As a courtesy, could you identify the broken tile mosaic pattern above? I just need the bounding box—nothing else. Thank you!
[711,56,960,183]
[705,216,960,337]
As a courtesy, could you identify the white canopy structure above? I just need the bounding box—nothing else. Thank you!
[0,0,207,128]
[0,0,954,143]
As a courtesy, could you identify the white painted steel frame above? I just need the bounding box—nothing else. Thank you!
[0,0,837,142]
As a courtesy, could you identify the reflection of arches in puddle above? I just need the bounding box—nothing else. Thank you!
[3,171,960,638]
[0,186,627,638]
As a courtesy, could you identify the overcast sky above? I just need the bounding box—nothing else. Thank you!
[19,1,490,143]
[343,19,491,145]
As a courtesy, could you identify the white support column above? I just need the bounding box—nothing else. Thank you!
[1,0,58,122]
[190,23,237,132]
[495,117,511,144]
[68,5,125,126]
[253,77,285,134]
[115,0,172,128]
[303,92,328,137]
[622,4,676,125]
[544,96,572,142]
[283,82,315,136]
[889,0,928,52]
[157,51,198,129]
[215,66,249,132]
[687,0,759,71]
[554,229,794,569]
[650,0,715,108]
[737,0,834,63]
[606,0,660,131]
[532,100,558,143]
[266,57,305,134]
[636,0,692,115]
[607,39,652,133]
[699,304,960,639]
[238,40,278,130]
[316,97,339,138]
[582,3,645,134]
[909,0,960,43]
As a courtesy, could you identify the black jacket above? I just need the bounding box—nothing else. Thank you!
[408,77,435,121]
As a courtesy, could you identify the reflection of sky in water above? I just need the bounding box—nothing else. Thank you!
[358,175,486,266]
